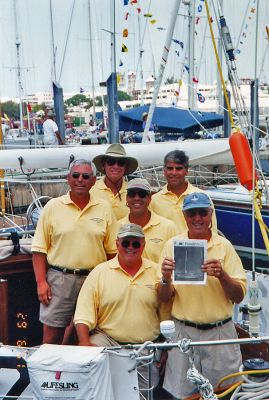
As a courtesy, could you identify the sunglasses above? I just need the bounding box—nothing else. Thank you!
[127,189,150,198]
[71,172,92,180]
[105,158,126,167]
[120,239,142,249]
[185,209,209,217]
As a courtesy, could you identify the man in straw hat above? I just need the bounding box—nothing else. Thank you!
[91,144,138,220]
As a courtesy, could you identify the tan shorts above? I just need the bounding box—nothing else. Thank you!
[40,269,87,328]
[163,318,242,399]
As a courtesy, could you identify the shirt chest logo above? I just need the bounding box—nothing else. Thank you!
[149,238,163,243]
[90,218,104,224]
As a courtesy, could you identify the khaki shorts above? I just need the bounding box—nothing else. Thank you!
[163,318,242,399]
[40,269,87,327]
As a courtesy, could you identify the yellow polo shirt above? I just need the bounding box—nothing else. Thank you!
[90,177,128,220]
[74,256,161,343]
[160,231,247,323]
[118,211,178,263]
[31,193,117,269]
[151,182,217,233]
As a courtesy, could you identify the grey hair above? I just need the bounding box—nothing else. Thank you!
[164,150,189,168]
[69,159,97,176]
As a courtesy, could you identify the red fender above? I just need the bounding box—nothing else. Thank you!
[229,131,257,191]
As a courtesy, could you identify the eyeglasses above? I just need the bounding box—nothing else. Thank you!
[105,158,126,167]
[71,172,92,180]
[127,189,150,198]
[120,239,142,249]
[184,209,210,217]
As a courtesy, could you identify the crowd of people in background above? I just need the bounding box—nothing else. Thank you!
[32,145,247,399]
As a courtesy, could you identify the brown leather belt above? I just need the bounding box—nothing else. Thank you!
[49,265,91,276]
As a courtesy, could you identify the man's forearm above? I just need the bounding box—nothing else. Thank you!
[157,280,174,302]
[32,252,48,283]
[219,271,245,303]
[75,323,91,346]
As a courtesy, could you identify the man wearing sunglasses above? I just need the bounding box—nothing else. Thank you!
[150,150,217,233]
[74,223,161,387]
[91,144,138,220]
[32,159,117,345]
[118,178,177,264]
[157,192,246,400]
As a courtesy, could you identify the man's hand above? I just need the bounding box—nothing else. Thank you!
[37,280,52,305]
[202,258,224,278]
[161,257,175,282]
[156,350,168,377]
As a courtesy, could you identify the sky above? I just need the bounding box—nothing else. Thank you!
[0,0,268,100]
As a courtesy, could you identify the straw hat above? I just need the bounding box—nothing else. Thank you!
[92,143,138,175]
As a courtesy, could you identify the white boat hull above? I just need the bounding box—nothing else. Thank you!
[0,139,233,170]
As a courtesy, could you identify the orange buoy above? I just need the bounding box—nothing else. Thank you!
[229,131,257,191]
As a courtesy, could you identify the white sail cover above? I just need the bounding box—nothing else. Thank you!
[0,140,233,170]
[26,344,140,400]
[27,345,114,400]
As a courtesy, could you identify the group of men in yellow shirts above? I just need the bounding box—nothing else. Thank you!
[32,144,246,400]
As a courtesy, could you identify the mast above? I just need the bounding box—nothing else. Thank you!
[217,0,223,115]
[188,0,195,110]
[88,0,96,119]
[143,0,182,142]
[49,0,57,82]
[110,0,117,74]
[13,0,24,132]
[138,10,145,106]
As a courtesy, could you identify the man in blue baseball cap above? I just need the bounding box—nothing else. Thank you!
[157,192,247,399]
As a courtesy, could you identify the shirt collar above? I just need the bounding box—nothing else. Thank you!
[61,192,98,207]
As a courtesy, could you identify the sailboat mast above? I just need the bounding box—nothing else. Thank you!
[88,0,96,119]
[188,0,195,110]
[110,0,117,74]
[137,9,145,106]
[49,0,57,82]
[13,0,24,132]
[142,0,181,141]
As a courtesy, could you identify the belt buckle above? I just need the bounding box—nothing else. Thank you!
[74,268,80,275]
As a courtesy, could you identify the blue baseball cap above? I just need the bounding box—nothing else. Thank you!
[183,192,212,211]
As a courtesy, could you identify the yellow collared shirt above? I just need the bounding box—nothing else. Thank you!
[160,231,247,323]
[118,211,178,263]
[151,182,217,233]
[74,256,161,343]
[31,193,117,269]
[90,177,129,220]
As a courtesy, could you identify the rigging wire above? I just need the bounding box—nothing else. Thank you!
[58,0,76,83]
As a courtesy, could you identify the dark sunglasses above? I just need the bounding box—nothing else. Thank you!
[127,189,150,198]
[121,239,142,249]
[105,158,126,167]
[71,172,92,180]
[185,209,209,217]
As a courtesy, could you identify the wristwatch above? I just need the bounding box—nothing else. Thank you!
[161,277,170,285]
